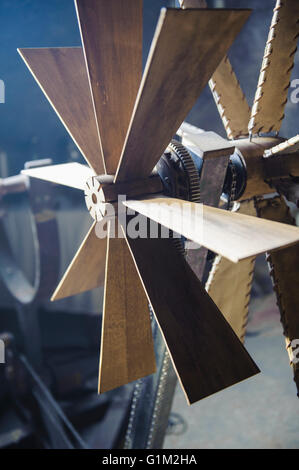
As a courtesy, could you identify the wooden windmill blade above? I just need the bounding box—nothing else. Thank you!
[18,47,104,175]
[99,222,156,393]
[22,163,95,191]
[123,227,259,405]
[123,197,299,263]
[209,57,251,140]
[249,0,299,135]
[19,3,266,405]
[256,196,299,397]
[75,0,143,175]
[48,0,253,397]
[206,200,257,342]
[52,222,107,301]
[115,7,251,182]
[180,0,251,140]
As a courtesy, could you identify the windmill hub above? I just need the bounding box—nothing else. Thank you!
[232,137,299,201]
[84,172,165,221]
[84,138,286,221]
[84,175,107,221]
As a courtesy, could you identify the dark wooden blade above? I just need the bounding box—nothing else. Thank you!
[249,0,299,135]
[256,196,299,397]
[22,163,94,190]
[52,222,106,301]
[75,0,143,174]
[99,223,156,393]
[115,8,251,182]
[18,47,104,175]
[123,230,259,405]
[124,197,299,263]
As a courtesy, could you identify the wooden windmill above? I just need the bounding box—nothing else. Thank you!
[19,0,299,405]
[179,0,299,396]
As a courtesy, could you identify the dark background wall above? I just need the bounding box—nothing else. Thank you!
[0,0,298,177]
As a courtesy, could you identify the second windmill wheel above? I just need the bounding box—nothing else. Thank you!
[19,1,299,405]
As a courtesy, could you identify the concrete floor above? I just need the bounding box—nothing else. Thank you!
[164,293,299,449]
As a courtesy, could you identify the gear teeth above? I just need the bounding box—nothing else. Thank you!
[168,140,201,203]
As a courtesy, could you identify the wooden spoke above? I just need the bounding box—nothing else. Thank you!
[18,47,104,174]
[115,8,251,182]
[264,135,299,158]
[75,0,143,174]
[99,222,156,393]
[179,0,250,139]
[124,231,259,405]
[256,195,299,397]
[52,222,106,301]
[209,57,251,139]
[249,0,299,135]
[22,163,94,191]
[123,197,299,263]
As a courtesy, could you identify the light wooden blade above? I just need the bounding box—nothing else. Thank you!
[115,8,251,182]
[123,232,259,405]
[123,197,299,263]
[206,200,257,342]
[52,222,106,301]
[22,163,94,190]
[256,195,299,397]
[249,1,299,135]
[75,0,143,174]
[264,135,299,158]
[209,57,250,139]
[180,0,207,7]
[179,0,250,140]
[18,48,104,175]
[99,224,156,393]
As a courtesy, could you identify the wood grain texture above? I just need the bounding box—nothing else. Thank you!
[52,222,106,300]
[99,224,156,393]
[115,8,251,182]
[124,196,299,263]
[18,47,104,175]
[75,0,143,174]
[206,200,257,342]
[249,0,299,134]
[99,175,163,203]
[209,56,251,139]
[22,163,94,191]
[256,196,299,396]
[124,231,259,404]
